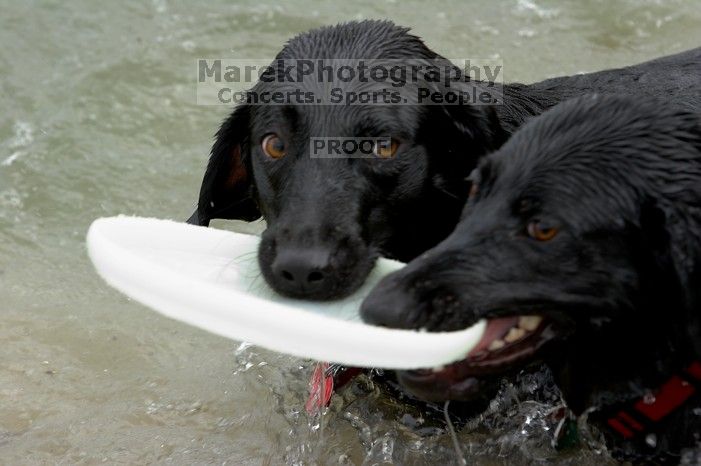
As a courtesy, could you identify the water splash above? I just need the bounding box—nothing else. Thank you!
[2,121,34,167]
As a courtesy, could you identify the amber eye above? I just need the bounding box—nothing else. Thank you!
[527,220,559,241]
[262,134,286,159]
[373,138,399,158]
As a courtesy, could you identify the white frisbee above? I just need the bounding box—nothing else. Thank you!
[86,216,485,369]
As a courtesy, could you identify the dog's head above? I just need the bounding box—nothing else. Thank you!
[361,95,701,411]
[189,21,504,299]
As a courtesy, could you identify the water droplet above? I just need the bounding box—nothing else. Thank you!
[645,433,657,448]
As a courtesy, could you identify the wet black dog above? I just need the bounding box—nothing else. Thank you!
[361,95,701,460]
[188,20,700,300]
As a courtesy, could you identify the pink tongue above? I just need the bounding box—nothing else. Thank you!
[468,316,520,356]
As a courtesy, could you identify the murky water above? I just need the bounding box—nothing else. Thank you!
[2,0,700,464]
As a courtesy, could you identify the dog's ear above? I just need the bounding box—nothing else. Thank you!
[637,114,701,295]
[639,198,701,298]
[188,105,261,226]
[436,95,507,153]
[418,80,506,198]
[639,198,701,357]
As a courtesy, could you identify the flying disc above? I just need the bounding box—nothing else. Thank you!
[86,216,485,369]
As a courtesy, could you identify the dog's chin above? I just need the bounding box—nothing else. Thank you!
[397,314,572,402]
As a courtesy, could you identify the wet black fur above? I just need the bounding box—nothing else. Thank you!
[189,20,701,300]
[361,95,701,460]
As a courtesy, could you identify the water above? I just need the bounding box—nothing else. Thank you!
[1,0,700,463]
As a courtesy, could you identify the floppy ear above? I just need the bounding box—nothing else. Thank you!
[418,80,506,198]
[641,200,701,285]
[188,105,261,226]
[433,92,507,155]
[640,116,701,296]
[639,199,701,358]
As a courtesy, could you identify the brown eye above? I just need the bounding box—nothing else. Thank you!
[262,134,286,159]
[373,138,399,158]
[527,220,559,241]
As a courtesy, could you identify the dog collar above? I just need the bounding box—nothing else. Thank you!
[602,361,701,439]
[574,359,701,463]
[306,363,361,415]
[306,360,701,460]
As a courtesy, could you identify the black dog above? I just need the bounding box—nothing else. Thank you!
[188,19,700,300]
[361,95,701,461]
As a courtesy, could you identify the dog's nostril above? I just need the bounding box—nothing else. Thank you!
[271,248,332,292]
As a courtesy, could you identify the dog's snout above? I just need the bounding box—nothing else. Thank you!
[360,279,421,330]
[271,248,330,291]
[259,221,374,300]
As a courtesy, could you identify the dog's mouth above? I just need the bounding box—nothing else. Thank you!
[398,315,564,402]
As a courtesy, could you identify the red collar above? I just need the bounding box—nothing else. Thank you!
[306,363,361,415]
[305,360,701,446]
[605,361,701,439]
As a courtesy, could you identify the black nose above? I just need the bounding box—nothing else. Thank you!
[360,277,422,330]
[271,248,331,295]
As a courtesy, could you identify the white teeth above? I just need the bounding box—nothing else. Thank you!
[488,339,505,351]
[485,316,543,352]
[518,315,542,331]
[504,327,527,343]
